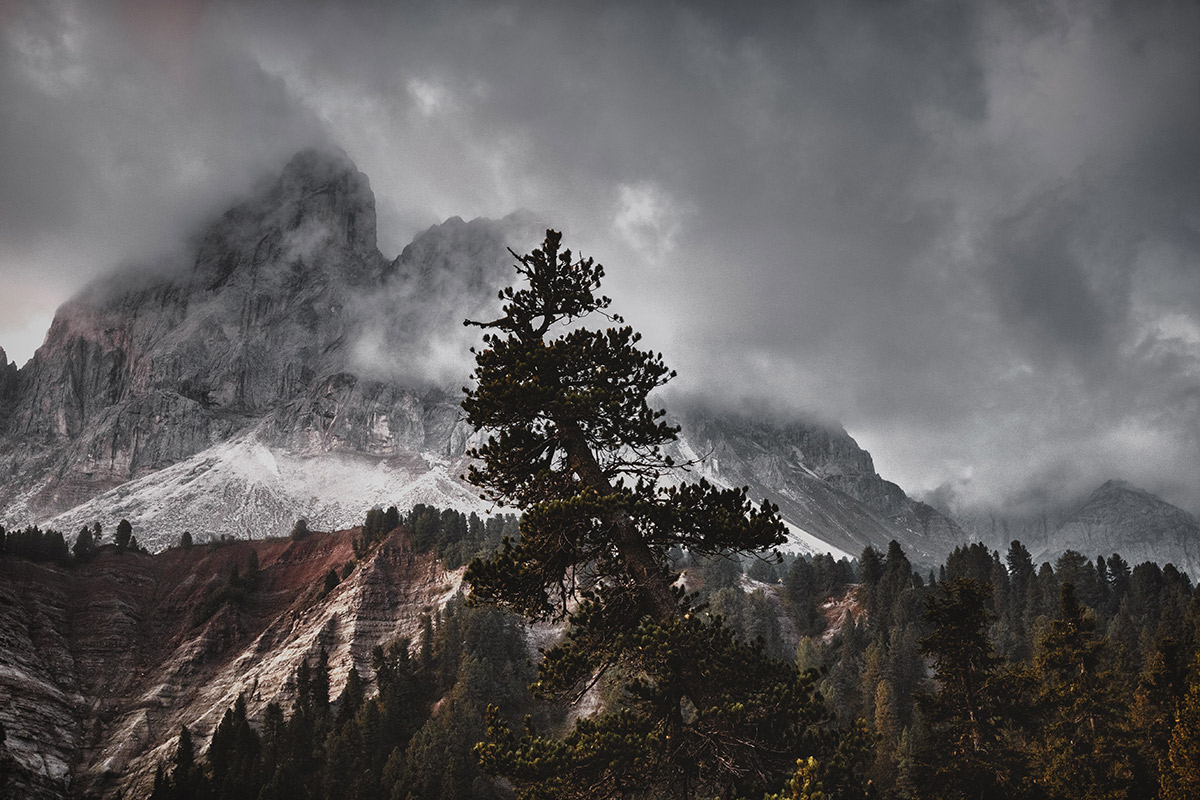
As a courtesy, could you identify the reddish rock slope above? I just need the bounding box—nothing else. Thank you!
[0,526,461,799]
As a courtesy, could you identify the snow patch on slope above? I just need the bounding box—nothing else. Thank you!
[780,521,855,562]
[40,432,495,552]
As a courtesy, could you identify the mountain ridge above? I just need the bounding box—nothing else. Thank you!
[2,147,963,562]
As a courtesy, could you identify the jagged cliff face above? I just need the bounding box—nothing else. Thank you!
[3,149,386,513]
[0,147,956,561]
[0,527,461,800]
[671,407,967,565]
[0,151,522,543]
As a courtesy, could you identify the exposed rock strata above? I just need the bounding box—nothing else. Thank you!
[0,526,461,799]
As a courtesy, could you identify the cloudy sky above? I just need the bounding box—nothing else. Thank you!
[3,0,1199,516]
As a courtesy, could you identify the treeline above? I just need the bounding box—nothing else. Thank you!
[693,540,1200,800]
[144,513,1200,800]
[403,505,518,569]
[352,504,518,570]
[0,518,146,564]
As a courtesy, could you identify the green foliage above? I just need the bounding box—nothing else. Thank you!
[459,230,844,799]
[911,578,1035,799]
[403,504,516,569]
[152,600,538,800]
[1163,653,1200,800]
[137,523,1200,800]
[1029,583,1134,800]
[763,756,828,800]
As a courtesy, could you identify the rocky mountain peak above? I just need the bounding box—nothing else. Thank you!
[192,146,381,292]
[0,148,401,521]
[1,150,966,567]
[1090,479,1135,497]
[278,146,362,188]
[0,346,18,424]
[1069,480,1192,526]
[384,212,543,298]
[670,403,968,564]
[1035,480,1200,578]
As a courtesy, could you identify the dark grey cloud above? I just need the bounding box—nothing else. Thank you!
[3,0,1200,516]
[0,0,330,362]
[986,184,1123,375]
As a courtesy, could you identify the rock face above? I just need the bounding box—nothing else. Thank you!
[0,150,522,544]
[3,149,387,515]
[671,406,967,565]
[1035,481,1200,578]
[0,527,461,800]
[0,347,18,427]
[0,147,956,562]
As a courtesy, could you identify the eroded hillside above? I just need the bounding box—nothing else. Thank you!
[0,526,461,799]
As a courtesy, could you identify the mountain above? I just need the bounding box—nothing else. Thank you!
[1034,480,1200,578]
[0,526,460,799]
[947,480,1200,579]
[0,150,521,548]
[670,406,967,564]
[0,147,958,561]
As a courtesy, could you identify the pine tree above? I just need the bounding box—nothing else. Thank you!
[162,725,207,800]
[1032,582,1133,800]
[463,230,835,799]
[73,525,94,562]
[763,757,827,800]
[115,518,133,551]
[209,693,262,800]
[913,578,1031,799]
[1162,653,1200,800]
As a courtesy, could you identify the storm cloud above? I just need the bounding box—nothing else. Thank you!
[2,0,1199,516]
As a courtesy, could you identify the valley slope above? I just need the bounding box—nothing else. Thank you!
[0,526,460,800]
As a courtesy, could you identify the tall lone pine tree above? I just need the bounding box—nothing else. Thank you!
[461,230,860,800]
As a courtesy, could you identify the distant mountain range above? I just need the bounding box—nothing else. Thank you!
[946,479,1200,578]
[1,148,1195,574]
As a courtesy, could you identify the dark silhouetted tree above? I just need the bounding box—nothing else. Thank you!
[73,525,95,561]
[115,518,133,551]
[463,230,841,799]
